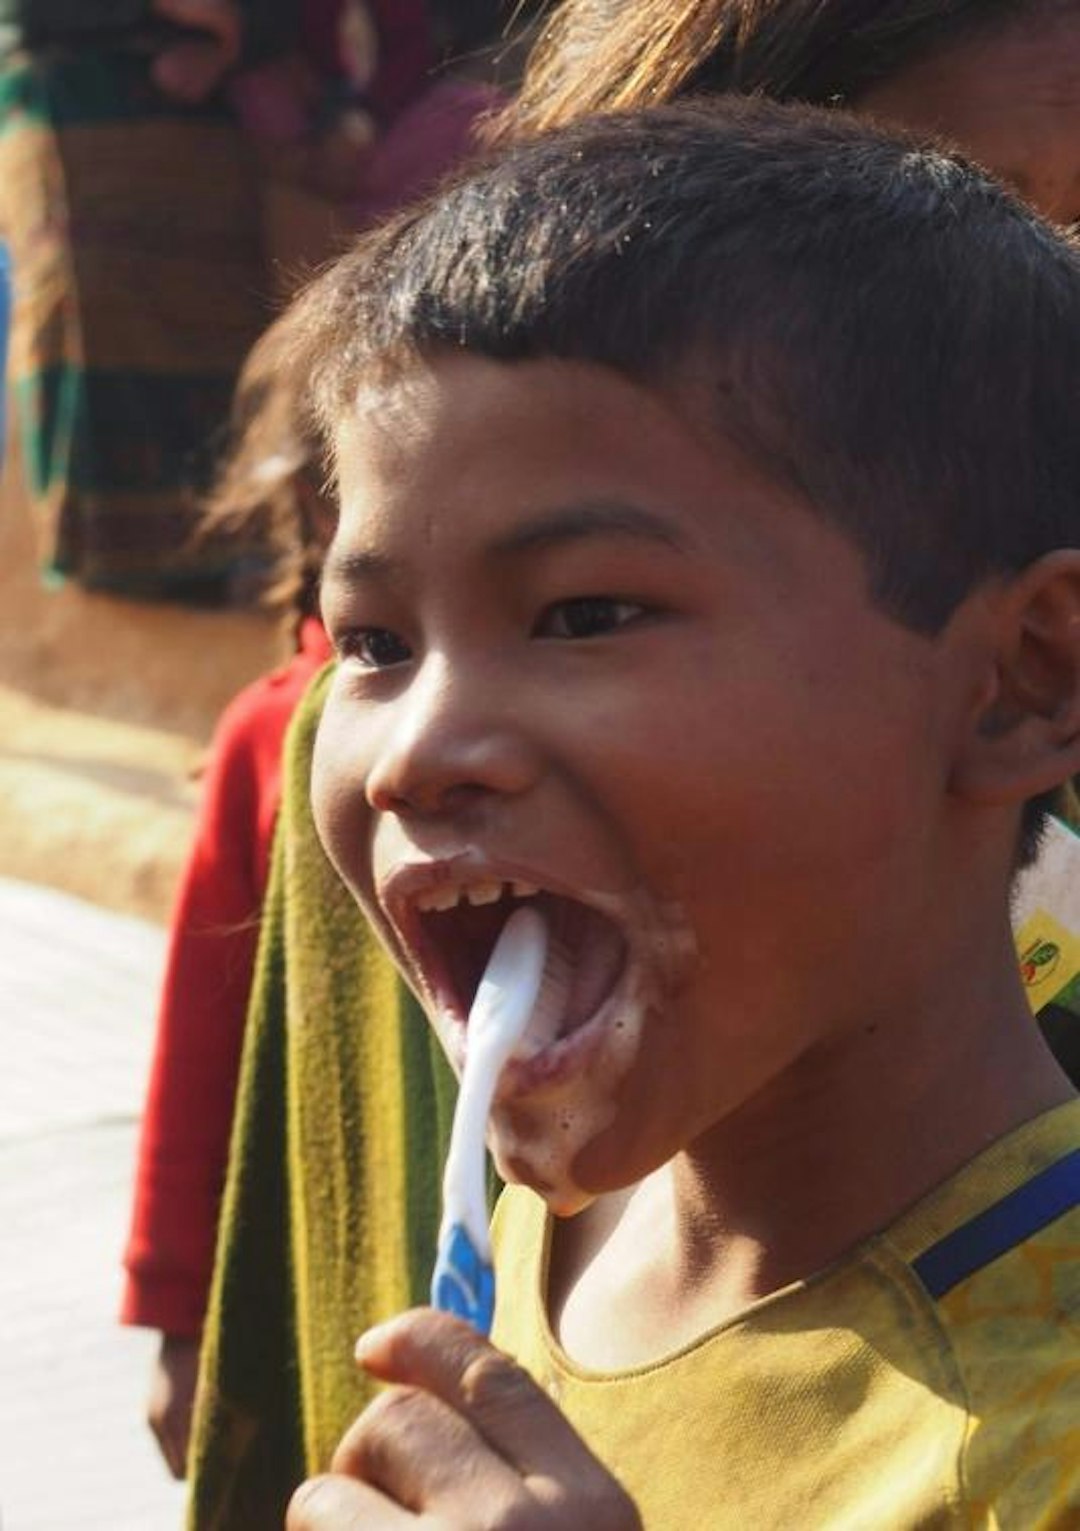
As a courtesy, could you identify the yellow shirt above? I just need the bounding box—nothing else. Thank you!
[492,1101,1080,1529]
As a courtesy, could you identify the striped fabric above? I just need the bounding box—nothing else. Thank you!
[0,45,269,597]
[0,241,9,453]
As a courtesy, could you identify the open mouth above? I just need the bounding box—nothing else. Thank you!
[404,882,628,1053]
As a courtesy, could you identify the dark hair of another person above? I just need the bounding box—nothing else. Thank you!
[198,314,328,644]
[508,0,1079,135]
[291,99,1080,859]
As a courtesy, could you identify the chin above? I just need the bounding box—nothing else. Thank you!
[494,1140,599,1218]
[546,1186,597,1217]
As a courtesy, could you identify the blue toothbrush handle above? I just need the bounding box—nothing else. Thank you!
[431,1221,496,1336]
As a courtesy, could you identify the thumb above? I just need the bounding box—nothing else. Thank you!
[356,1308,611,1484]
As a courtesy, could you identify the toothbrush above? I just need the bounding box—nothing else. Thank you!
[431,905,549,1334]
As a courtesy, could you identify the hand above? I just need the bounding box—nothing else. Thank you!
[146,1331,201,1479]
[286,1309,642,1530]
[149,0,242,103]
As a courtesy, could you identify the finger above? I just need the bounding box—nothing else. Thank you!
[355,1310,610,1484]
[332,1383,528,1522]
[286,1472,422,1530]
[171,1410,193,1479]
[149,1414,183,1479]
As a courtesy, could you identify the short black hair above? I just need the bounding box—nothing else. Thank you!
[295,98,1080,857]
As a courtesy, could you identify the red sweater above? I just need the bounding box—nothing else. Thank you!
[121,619,332,1335]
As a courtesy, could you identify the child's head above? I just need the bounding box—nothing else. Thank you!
[301,102,1080,1206]
[508,0,1080,225]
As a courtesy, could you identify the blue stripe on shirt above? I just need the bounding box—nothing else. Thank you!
[912,1149,1080,1299]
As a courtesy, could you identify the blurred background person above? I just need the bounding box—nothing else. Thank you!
[118,3,525,1504]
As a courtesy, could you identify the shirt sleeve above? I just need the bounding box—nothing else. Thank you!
[119,682,273,1335]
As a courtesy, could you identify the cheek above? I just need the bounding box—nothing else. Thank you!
[644,674,924,892]
[311,704,370,885]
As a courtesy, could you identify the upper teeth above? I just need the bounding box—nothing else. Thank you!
[414,879,539,913]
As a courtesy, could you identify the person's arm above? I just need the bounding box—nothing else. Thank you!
[285,1310,641,1529]
[146,1332,203,1479]
[121,685,271,1475]
[123,694,269,1324]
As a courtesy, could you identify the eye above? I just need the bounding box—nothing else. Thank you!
[337,626,413,669]
[535,596,646,640]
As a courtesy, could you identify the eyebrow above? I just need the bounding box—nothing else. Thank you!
[322,547,397,587]
[489,500,692,557]
[322,499,692,590]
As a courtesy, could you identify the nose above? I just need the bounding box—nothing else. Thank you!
[364,654,540,818]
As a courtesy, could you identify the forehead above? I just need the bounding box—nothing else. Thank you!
[334,354,703,469]
[322,353,883,626]
[329,353,811,569]
[857,16,1080,224]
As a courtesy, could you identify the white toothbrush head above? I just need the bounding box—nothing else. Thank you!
[433,903,552,1324]
[466,904,549,1066]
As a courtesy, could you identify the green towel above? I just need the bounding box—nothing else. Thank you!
[187,664,458,1530]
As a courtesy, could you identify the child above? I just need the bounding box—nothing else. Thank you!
[282,101,1079,1526]
[120,314,334,1478]
[123,23,505,1487]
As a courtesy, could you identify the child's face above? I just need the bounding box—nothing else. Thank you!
[314,355,960,1213]
[858,17,1080,226]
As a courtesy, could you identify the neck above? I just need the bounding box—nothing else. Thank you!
[680,950,1066,1281]
[551,919,1072,1369]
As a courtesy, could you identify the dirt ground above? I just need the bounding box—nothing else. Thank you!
[0,439,283,923]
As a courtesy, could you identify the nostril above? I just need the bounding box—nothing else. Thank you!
[368,767,531,819]
[363,704,541,816]
[365,775,495,819]
[363,757,407,814]
[365,772,412,815]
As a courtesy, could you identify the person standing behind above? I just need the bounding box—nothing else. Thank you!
[120,313,334,1477]
[0,0,277,597]
[122,7,506,1480]
[510,0,1080,229]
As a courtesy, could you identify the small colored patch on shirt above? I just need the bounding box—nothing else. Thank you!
[1015,908,1080,1013]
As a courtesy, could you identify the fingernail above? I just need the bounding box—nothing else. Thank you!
[354,1320,395,1362]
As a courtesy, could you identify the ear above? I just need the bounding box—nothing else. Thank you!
[951,550,1080,806]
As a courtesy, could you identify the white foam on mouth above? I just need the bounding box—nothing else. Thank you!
[489,893,698,1213]
[487,960,653,1218]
